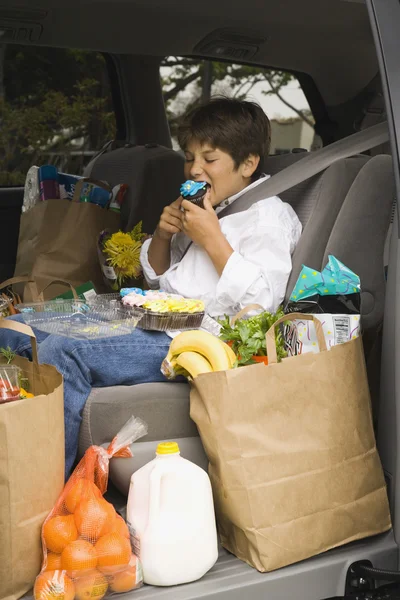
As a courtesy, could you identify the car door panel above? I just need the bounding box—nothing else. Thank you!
[0,187,23,282]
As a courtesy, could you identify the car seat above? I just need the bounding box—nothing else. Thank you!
[84,142,185,233]
[78,144,394,495]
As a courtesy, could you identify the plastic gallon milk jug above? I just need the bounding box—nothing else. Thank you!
[126,442,218,586]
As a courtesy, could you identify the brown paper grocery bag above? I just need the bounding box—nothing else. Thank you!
[0,320,64,600]
[190,313,392,572]
[0,275,79,304]
[14,178,120,299]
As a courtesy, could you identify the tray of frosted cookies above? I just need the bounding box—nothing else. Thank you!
[120,289,205,331]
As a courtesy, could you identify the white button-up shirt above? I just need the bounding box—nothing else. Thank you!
[140,175,302,318]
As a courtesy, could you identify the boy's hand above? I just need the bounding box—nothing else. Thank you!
[180,195,223,249]
[154,197,183,241]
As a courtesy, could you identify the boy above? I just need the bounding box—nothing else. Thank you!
[143,98,301,315]
[1,98,301,476]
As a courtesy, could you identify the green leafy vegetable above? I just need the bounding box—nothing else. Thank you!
[219,307,287,366]
[0,346,16,364]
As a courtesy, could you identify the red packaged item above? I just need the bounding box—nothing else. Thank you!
[34,417,147,600]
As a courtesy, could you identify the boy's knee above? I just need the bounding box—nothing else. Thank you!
[38,336,85,367]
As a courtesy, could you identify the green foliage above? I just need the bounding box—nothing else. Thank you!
[160,58,312,138]
[219,308,287,366]
[0,46,312,186]
[0,346,16,364]
[130,220,147,242]
[0,45,116,185]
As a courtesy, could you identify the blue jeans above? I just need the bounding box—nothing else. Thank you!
[0,315,172,478]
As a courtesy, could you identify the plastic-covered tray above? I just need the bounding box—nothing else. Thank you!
[134,307,205,331]
[17,299,90,314]
[88,294,121,306]
[16,300,142,340]
[88,295,205,331]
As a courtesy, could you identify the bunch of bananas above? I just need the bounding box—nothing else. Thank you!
[161,330,237,380]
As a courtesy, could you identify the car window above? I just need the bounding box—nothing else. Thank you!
[0,45,116,186]
[160,57,316,153]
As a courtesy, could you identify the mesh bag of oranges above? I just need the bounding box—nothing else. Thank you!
[34,416,148,600]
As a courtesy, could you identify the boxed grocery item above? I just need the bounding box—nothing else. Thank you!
[284,313,361,356]
[284,255,362,355]
[58,172,83,200]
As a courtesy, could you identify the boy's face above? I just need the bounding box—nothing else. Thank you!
[183,141,258,207]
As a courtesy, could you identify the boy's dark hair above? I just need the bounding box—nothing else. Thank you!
[177,97,271,179]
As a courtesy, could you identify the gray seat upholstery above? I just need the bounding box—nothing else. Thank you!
[85,143,184,233]
[322,155,393,334]
[79,382,196,455]
[321,154,394,410]
[269,154,370,296]
[79,150,391,495]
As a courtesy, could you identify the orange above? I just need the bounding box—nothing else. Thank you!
[109,555,138,593]
[95,532,131,575]
[74,497,116,542]
[34,571,75,600]
[74,569,108,600]
[44,553,62,572]
[43,515,78,554]
[61,540,97,574]
[112,515,130,539]
[64,479,102,514]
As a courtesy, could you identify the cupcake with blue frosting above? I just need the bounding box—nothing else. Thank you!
[180,180,210,208]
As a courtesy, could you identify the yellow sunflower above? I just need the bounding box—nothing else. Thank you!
[103,222,146,285]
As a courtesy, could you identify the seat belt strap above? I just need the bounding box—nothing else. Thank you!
[218,121,389,218]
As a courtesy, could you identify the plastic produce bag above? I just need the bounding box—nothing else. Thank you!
[34,417,148,600]
[0,365,21,404]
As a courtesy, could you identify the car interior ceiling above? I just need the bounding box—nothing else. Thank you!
[0,0,378,142]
